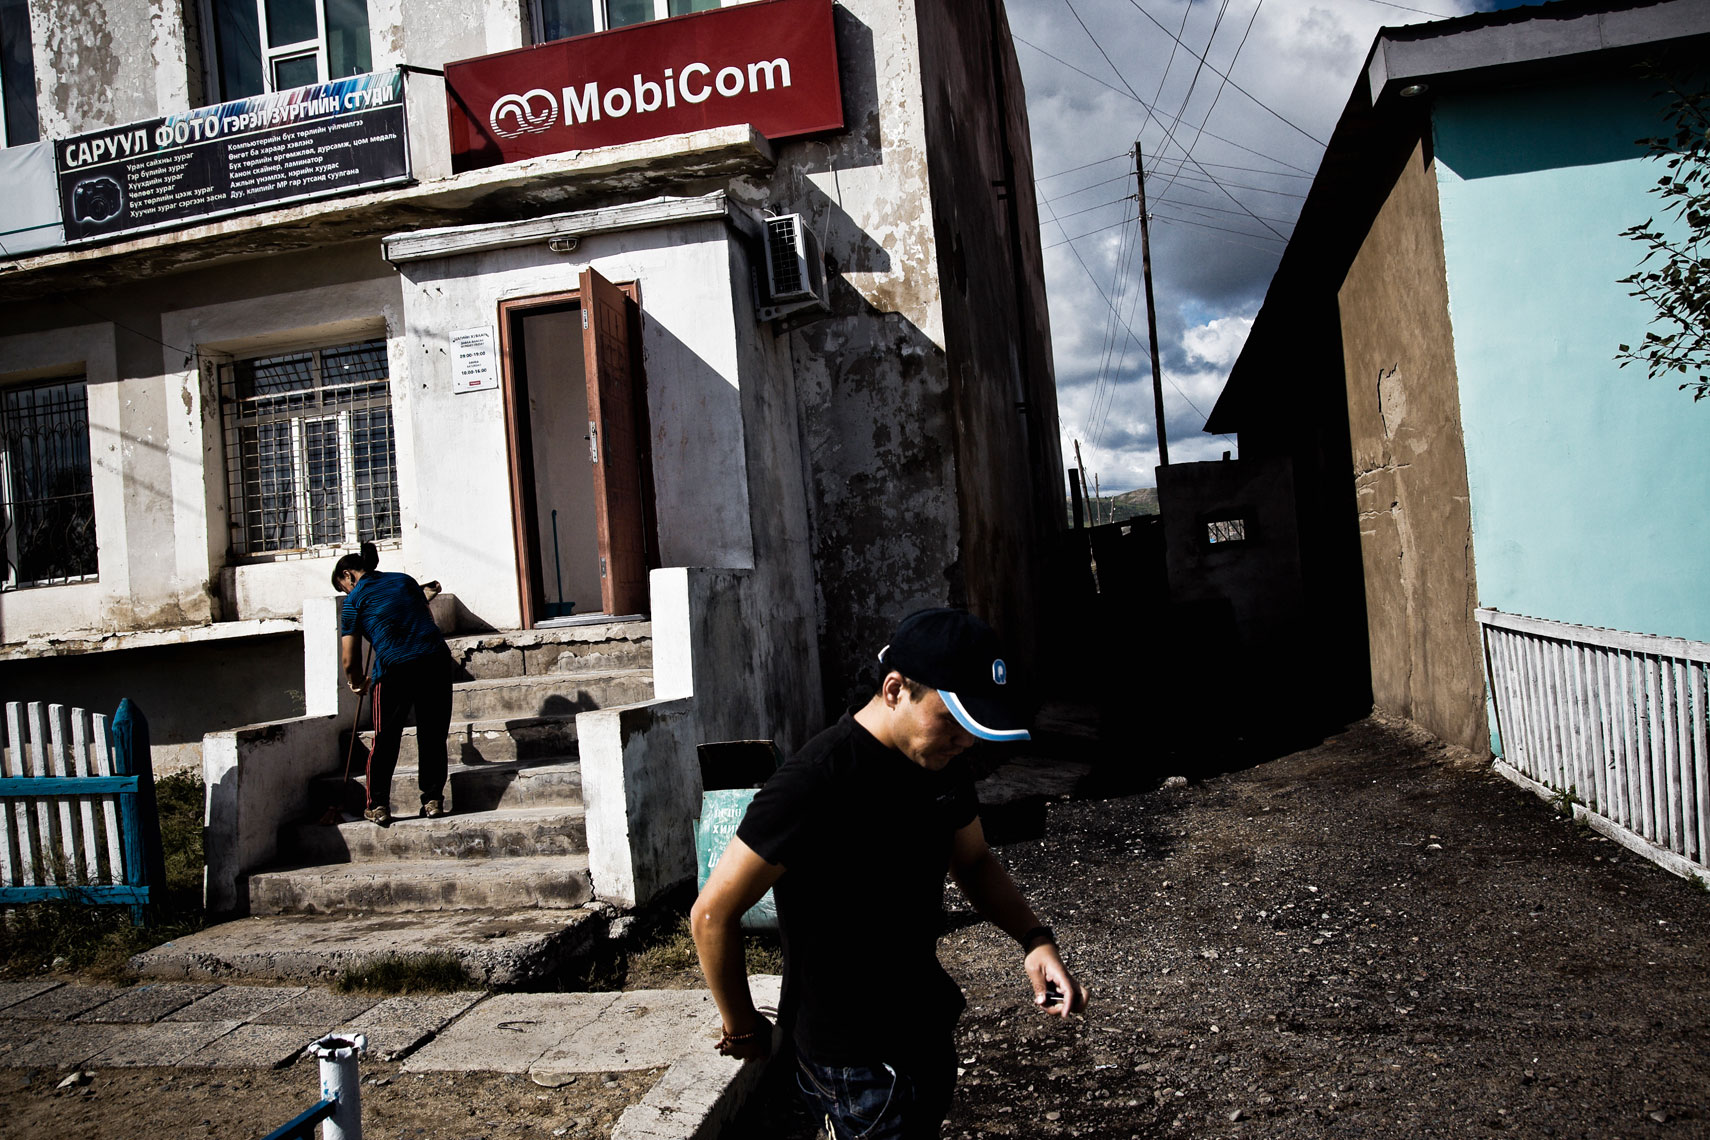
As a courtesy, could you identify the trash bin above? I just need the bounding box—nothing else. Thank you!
[694,740,783,932]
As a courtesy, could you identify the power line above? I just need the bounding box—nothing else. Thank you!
[1154,0,1263,204]
[1036,151,1130,181]
[1039,173,1136,205]
[1128,0,1326,148]
[1014,34,1317,176]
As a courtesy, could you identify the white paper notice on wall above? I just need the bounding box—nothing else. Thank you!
[451,326,498,393]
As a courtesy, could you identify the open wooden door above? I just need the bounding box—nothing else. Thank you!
[580,266,649,616]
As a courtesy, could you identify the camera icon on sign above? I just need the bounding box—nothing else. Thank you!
[73,176,125,223]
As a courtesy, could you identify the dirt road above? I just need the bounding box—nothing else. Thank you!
[738,711,1710,1138]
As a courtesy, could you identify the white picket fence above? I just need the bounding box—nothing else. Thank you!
[0,701,131,893]
[1478,608,1710,881]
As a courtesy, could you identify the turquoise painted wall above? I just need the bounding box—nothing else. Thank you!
[1434,75,1710,644]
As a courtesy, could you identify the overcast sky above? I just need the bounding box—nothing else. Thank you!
[1006,0,1531,493]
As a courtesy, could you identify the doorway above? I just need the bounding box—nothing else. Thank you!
[499,267,656,627]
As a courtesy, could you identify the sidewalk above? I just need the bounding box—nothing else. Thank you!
[0,974,780,1140]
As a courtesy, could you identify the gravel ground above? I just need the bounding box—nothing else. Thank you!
[0,1062,661,1139]
[732,711,1710,1139]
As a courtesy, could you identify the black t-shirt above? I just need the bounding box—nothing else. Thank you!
[736,710,979,1064]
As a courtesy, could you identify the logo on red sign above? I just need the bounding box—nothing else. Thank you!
[445,0,843,172]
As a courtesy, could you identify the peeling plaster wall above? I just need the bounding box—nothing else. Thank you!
[750,0,959,708]
[29,0,191,138]
[1338,137,1485,754]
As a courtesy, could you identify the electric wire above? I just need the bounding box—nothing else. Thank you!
[1153,0,1264,205]
[1120,0,1326,148]
[1014,35,1316,177]
[1056,0,1289,242]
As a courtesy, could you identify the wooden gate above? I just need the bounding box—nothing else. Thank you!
[0,698,163,921]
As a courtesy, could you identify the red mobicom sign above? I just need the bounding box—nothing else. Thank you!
[444,0,843,172]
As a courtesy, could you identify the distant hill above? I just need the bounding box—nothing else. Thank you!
[1069,486,1158,525]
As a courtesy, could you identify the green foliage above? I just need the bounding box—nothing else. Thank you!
[336,952,478,994]
[1618,72,1710,400]
[0,772,207,981]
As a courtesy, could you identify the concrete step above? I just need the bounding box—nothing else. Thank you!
[450,668,654,721]
[312,757,583,814]
[130,909,610,988]
[448,621,653,682]
[278,805,588,866]
[343,714,580,768]
[248,854,593,914]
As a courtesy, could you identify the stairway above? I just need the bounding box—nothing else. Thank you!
[246,619,652,916]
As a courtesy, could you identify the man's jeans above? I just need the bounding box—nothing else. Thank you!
[795,1049,956,1139]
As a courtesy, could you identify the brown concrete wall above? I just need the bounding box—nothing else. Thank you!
[913,0,1065,674]
[1338,138,1486,754]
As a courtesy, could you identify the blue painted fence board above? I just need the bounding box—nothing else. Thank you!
[0,699,161,925]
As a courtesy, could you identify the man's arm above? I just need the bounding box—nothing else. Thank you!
[340,634,368,694]
[949,817,1088,1018]
[690,836,785,1058]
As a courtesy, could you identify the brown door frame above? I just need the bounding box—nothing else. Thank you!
[497,281,652,629]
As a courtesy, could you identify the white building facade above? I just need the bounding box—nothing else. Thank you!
[0,0,1065,907]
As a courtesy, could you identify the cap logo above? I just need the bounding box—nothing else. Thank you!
[992,658,1007,685]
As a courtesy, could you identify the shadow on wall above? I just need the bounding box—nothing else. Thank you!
[0,633,305,751]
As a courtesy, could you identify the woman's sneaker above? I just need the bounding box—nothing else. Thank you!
[421,800,447,819]
[363,805,391,826]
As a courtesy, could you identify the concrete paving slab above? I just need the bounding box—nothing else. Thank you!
[248,990,380,1027]
[339,990,487,1062]
[612,977,783,1140]
[402,993,617,1073]
[75,983,222,1023]
[177,1023,316,1068]
[131,909,604,988]
[0,980,63,1012]
[3,983,124,1021]
[5,1023,114,1069]
[532,990,721,1074]
[0,1021,47,1060]
[163,985,306,1023]
[88,1020,245,1067]
[343,1025,436,1064]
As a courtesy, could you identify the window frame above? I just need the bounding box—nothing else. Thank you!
[0,375,98,591]
[217,337,401,561]
[198,0,371,103]
[0,0,41,147]
[526,0,721,44]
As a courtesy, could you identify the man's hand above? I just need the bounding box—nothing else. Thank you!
[715,1014,774,1061]
[346,671,369,695]
[1026,943,1088,1019]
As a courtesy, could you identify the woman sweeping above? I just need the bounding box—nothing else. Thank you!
[331,542,453,826]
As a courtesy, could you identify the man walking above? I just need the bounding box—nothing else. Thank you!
[691,608,1087,1139]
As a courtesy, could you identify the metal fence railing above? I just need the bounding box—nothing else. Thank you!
[1478,608,1710,884]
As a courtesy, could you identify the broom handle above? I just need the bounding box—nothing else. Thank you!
[340,643,375,788]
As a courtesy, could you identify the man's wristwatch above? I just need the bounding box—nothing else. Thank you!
[1018,925,1056,953]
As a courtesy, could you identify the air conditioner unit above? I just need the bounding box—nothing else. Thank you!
[758,214,829,322]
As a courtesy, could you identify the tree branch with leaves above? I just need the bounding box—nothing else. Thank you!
[1617,74,1710,401]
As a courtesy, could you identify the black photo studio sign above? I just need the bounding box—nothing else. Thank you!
[55,70,409,243]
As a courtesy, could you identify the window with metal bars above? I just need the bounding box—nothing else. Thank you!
[219,338,399,557]
[1,377,98,589]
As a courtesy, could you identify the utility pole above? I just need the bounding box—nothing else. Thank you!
[1073,440,1089,528]
[1135,139,1169,467]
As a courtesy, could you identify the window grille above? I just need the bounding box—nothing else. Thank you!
[1206,518,1247,545]
[1,378,97,589]
[220,338,399,557]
